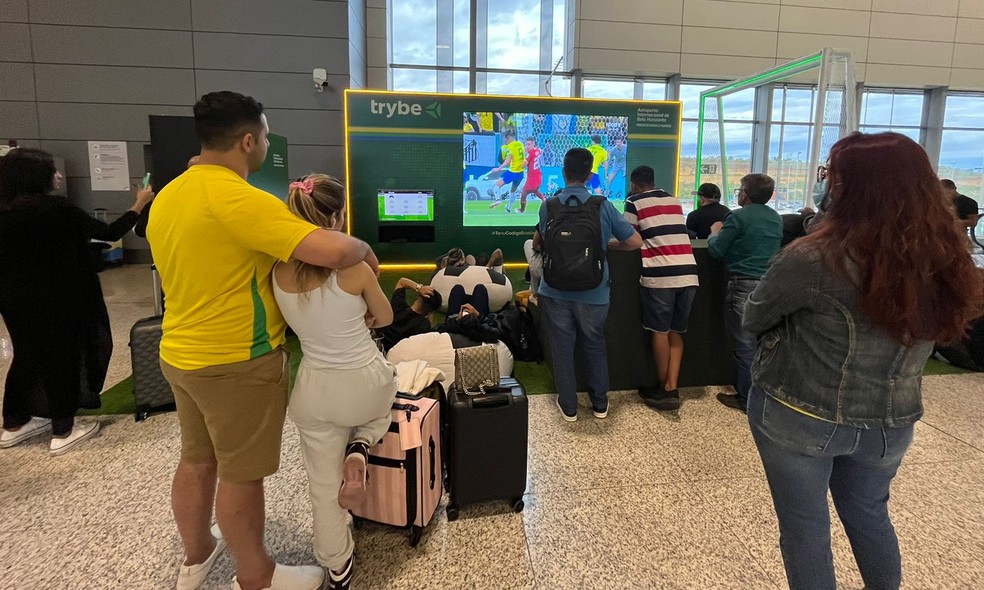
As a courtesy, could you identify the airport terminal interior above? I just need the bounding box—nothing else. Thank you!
[2,0,984,588]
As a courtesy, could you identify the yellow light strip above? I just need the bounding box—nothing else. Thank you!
[344,90,353,235]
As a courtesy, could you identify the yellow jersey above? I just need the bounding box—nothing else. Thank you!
[478,112,495,132]
[504,140,526,173]
[146,165,318,370]
[588,144,608,174]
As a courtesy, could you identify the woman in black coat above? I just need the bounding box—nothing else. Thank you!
[0,148,153,455]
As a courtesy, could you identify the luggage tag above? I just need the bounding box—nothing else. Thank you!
[397,407,422,451]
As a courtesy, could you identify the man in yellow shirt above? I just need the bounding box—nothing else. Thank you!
[147,91,378,590]
[587,135,609,195]
[488,130,526,213]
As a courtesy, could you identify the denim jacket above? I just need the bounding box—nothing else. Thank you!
[743,243,927,428]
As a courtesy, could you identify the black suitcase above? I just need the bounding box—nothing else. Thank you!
[444,377,528,520]
[129,315,175,421]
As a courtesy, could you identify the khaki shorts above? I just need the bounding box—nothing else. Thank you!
[161,348,290,483]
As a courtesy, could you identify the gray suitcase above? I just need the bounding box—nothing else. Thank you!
[129,315,174,421]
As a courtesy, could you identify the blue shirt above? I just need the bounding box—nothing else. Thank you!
[537,185,635,305]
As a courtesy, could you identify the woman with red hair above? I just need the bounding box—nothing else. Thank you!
[743,132,984,590]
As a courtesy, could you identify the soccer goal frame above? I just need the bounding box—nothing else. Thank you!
[695,47,857,211]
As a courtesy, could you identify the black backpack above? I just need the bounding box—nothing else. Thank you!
[491,302,544,363]
[542,194,606,291]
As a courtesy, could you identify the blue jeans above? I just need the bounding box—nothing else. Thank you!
[725,278,758,403]
[748,386,913,590]
[540,296,609,413]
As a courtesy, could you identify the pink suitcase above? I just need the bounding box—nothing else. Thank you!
[351,394,443,547]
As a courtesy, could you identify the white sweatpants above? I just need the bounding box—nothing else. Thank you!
[287,355,398,570]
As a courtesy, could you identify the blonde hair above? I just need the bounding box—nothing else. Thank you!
[286,173,346,290]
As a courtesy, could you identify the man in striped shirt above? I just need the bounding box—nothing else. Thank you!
[623,166,699,411]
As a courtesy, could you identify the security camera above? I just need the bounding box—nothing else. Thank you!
[313,68,328,92]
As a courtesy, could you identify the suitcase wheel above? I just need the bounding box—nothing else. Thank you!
[409,526,422,547]
[446,504,460,522]
[511,498,525,513]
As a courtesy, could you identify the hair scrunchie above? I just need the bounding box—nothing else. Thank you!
[289,178,314,195]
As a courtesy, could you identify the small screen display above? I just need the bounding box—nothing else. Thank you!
[377,189,435,222]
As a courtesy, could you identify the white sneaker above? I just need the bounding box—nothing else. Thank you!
[49,419,100,456]
[176,524,225,590]
[230,564,325,590]
[556,397,577,422]
[0,417,51,448]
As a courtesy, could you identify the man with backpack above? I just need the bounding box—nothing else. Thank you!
[539,148,642,422]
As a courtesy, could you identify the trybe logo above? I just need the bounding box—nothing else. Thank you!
[370,99,442,119]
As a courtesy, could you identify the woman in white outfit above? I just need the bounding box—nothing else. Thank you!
[272,174,397,590]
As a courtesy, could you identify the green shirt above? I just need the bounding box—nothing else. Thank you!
[707,203,782,278]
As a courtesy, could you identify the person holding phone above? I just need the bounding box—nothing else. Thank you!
[0,148,153,455]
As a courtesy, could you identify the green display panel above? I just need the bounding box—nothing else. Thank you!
[249,133,289,200]
[345,91,682,264]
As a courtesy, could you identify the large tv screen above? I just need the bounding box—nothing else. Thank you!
[462,112,629,226]
[345,91,681,264]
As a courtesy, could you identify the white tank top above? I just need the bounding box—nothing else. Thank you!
[273,268,380,369]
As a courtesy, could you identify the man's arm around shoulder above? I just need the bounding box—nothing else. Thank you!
[291,229,380,274]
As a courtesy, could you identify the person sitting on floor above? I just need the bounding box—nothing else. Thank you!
[377,278,442,352]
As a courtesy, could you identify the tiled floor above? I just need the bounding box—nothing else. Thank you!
[0,265,982,589]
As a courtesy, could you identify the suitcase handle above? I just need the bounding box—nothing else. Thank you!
[470,393,511,409]
[428,436,436,489]
[396,391,424,400]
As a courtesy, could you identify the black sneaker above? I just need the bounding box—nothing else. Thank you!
[328,553,354,590]
[716,392,747,414]
[642,388,680,411]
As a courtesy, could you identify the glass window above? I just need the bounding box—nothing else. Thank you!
[551,0,567,70]
[486,72,541,97]
[546,75,571,98]
[391,68,437,92]
[768,123,813,213]
[860,91,924,139]
[767,86,823,212]
[772,87,815,124]
[680,83,715,120]
[944,95,984,129]
[389,0,567,97]
[448,0,471,67]
[487,0,541,71]
[941,94,984,205]
[391,1,437,66]
[454,70,470,93]
[720,89,755,121]
[582,79,635,99]
[644,82,666,100]
[679,120,700,210]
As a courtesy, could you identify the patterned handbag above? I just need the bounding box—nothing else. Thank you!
[453,343,500,394]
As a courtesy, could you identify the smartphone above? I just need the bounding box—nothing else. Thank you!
[142,172,152,189]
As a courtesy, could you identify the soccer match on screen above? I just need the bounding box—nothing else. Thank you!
[461,112,629,227]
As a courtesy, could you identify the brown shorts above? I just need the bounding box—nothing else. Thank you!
[161,348,290,483]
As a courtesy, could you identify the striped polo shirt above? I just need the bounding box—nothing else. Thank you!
[623,189,699,289]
